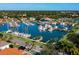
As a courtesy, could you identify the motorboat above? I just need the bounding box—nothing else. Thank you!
[47,25,53,32]
[54,26,58,29]
[63,27,68,30]
[23,22,35,26]
[48,27,53,32]
[38,25,44,32]
[60,22,66,26]
[6,30,12,33]
[11,31,31,38]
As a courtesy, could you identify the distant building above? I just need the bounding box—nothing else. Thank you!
[21,18,27,22]
[0,19,3,23]
[44,17,52,21]
[30,17,36,21]
[3,16,8,19]
[21,14,27,22]
[0,41,10,50]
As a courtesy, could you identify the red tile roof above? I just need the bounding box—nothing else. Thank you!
[0,48,25,55]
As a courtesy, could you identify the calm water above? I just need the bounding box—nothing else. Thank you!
[0,22,72,42]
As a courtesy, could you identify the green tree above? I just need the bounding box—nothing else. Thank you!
[57,39,78,54]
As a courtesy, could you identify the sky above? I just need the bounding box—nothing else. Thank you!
[0,3,79,10]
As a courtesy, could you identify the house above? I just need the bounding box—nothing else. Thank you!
[44,17,52,21]
[10,39,26,47]
[25,43,32,50]
[0,48,31,55]
[30,17,36,21]
[31,45,42,53]
[10,39,33,50]
[0,41,10,50]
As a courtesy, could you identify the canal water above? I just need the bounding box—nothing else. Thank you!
[0,22,72,42]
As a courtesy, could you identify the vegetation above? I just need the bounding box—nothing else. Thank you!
[9,44,14,48]
[0,11,79,19]
[18,46,26,50]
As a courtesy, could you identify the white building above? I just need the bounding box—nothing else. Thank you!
[0,41,10,50]
[32,45,42,53]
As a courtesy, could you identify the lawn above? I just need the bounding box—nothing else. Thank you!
[0,32,46,46]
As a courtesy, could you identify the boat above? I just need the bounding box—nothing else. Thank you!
[28,22,35,26]
[9,22,14,27]
[42,27,46,31]
[72,24,75,26]
[14,22,20,27]
[52,22,57,25]
[54,26,58,29]
[6,30,12,33]
[23,22,29,26]
[48,27,53,32]
[47,24,53,32]
[44,24,48,28]
[23,22,35,26]
[38,25,44,32]
[9,22,19,28]
[63,27,68,30]
[11,31,31,38]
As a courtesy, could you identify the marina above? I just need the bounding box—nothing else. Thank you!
[0,21,72,42]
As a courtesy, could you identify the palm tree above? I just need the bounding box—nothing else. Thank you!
[57,37,79,55]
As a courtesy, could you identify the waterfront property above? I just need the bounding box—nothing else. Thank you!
[0,48,31,55]
[10,39,26,47]
[0,41,10,50]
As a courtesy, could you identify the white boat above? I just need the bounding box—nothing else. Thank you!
[12,31,31,38]
[12,32,19,35]
[9,22,14,27]
[52,22,57,25]
[24,22,29,26]
[60,22,66,26]
[63,27,68,30]
[14,22,19,27]
[54,26,58,29]
[48,27,53,32]
[38,25,46,32]
[38,25,43,32]
[47,24,52,28]
[9,22,19,27]
[28,22,35,26]
[47,25,53,32]
[6,30,12,33]
[23,22,34,26]
[23,33,31,38]
[45,24,48,29]
[42,27,46,31]
[72,24,75,26]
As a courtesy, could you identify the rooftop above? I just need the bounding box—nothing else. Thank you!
[0,41,9,47]
[0,48,27,55]
[10,39,26,46]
